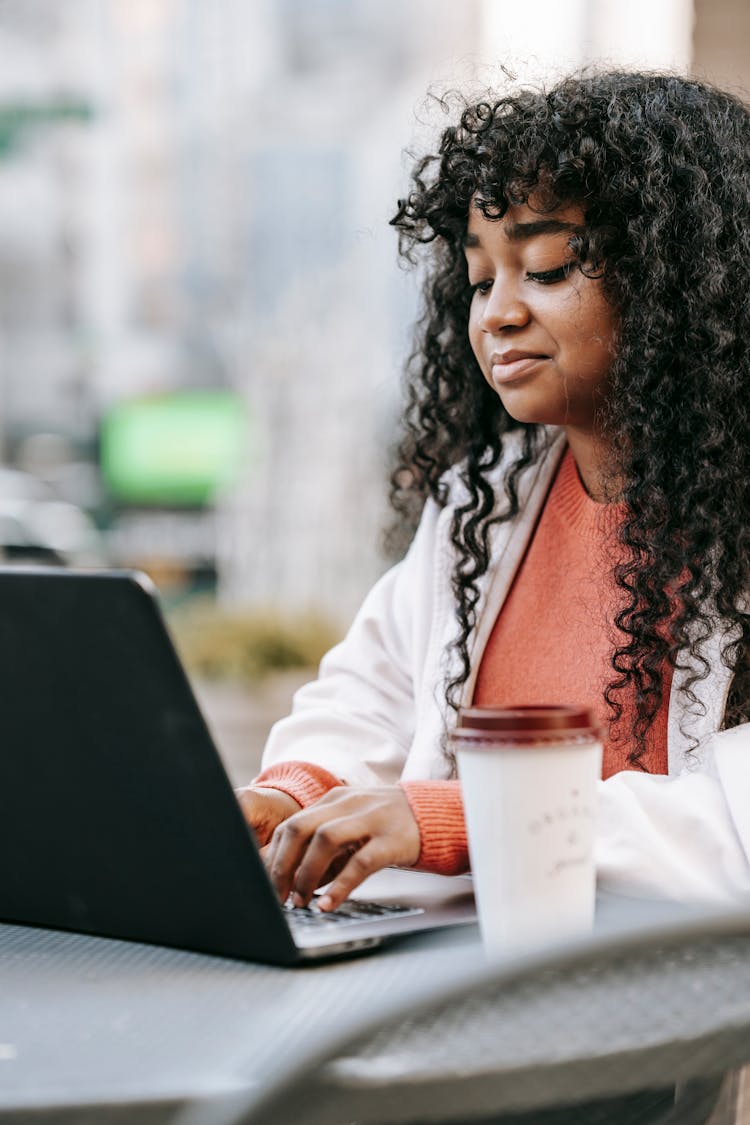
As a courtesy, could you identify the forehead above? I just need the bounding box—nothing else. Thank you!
[464,199,586,247]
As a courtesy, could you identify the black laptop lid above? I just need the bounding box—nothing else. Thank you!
[0,567,299,965]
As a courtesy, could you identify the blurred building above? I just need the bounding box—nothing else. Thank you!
[0,0,481,620]
[0,0,744,623]
[693,0,750,90]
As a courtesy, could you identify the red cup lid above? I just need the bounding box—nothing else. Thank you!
[455,704,599,737]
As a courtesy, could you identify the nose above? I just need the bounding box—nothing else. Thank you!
[479,280,531,333]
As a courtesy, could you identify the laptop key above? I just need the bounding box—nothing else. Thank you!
[284,897,424,936]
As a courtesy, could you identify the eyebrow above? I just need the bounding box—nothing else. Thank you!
[463,219,584,248]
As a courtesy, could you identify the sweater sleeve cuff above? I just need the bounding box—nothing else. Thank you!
[399,779,469,877]
[251,761,344,809]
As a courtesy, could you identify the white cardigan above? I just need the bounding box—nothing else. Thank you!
[263,429,750,905]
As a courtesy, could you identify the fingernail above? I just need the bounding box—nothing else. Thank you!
[317,894,333,912]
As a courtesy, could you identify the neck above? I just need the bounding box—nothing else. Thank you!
[564,427,620,504]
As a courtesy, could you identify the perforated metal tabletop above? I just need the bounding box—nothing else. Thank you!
[0,887,742,1124]
[0,906,479,1121]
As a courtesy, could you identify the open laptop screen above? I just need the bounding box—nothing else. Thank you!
[0,567,299,964]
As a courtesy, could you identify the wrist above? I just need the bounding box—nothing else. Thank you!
[249,786,302,816]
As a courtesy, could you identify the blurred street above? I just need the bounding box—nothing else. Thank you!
[191,668,312,787]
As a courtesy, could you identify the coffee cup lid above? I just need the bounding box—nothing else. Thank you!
[455,704,599,737]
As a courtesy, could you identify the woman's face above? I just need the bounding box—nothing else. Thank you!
[465,199,616,435]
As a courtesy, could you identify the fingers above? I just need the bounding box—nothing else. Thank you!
[264,787,421,910]
[316,840,394,912]
[275,814,371,907]
[264,801,351,905]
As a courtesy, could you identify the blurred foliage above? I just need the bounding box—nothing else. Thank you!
[167,597,342,683]
[0,101,93,156]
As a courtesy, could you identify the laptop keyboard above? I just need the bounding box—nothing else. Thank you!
[284,896,424,937]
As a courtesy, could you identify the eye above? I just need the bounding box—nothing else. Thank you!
[470,279,493,295]
[525,263,574,285]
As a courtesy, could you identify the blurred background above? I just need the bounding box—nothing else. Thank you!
[0,0,745,778]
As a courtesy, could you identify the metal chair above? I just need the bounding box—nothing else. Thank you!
[197,906,750,1125]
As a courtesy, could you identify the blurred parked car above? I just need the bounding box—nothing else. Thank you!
[0,467,104,566]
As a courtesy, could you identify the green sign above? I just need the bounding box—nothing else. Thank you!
[100,391,249,507]
[0,101,93,156]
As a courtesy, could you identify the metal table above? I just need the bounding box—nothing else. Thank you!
[0,908,480,1122]
[0,886,745,1124]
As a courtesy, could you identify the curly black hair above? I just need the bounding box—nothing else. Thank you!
[389,70,750,768]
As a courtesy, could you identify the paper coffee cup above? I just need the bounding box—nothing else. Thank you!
[451,705,602,957]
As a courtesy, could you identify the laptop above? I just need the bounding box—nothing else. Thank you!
[0,566,475,965]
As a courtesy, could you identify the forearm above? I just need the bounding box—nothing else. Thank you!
[400,780,469,876]
[402,768,750,899]
[261,701,412,788]
[260,499,446,786]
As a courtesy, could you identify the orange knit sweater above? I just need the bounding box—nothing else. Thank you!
[252,449,670,877]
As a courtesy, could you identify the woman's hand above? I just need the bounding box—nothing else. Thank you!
[263,786,421,912]
[235,786,302,847]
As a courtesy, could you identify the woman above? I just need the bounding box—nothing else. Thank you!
[238,70,750,912]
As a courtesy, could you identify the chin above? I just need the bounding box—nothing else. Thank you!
[498,399,564,427]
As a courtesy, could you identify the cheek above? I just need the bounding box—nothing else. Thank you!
[560,292,615,373]
[467,305,484,365]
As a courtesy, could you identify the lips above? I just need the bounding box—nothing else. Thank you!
[489,350,549,385]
